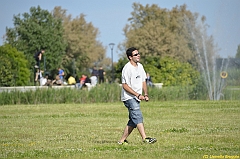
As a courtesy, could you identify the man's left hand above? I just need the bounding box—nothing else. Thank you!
[144,95,149,102]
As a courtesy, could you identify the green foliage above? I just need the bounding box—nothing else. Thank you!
[0,55,14,86]
[1,83,240,105]
[148,86,193,101]
[115,2,220,90]
[227,68,240,86]
[188,75,209,100]
[114,57,129,82]
[150,57,199,86]
[119,3,217,80]
[115,56,199,87]
[224,87,240,100]
[144,56,162,83]
[53,7,108,75]
[121,3,201,63]
[0,44,30,86]
[5,5,66,78]
[0,84,121,105]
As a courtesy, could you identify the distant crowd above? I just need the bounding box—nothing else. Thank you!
[34,48,153,89]
[35,66,106,89]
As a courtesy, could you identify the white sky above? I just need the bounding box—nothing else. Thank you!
[0,0,239,61]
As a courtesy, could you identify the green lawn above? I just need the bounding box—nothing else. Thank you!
[0,101,239,159]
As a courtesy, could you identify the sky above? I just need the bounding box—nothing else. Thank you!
[0,0,240,62]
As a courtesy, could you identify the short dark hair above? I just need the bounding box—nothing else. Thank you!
[126,47,137,60]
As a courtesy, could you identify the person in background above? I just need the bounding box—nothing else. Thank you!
[85,75,91,84]
[90,73,97,86]
[52,75,63,86]
[75,74,87,89]
[58,67,65,82]
[35,70,52,86]
[34,49,45,69]
[40,75,47,86]
[146,72,153,87]
[92,66,99,77]
[35,69,44,84]
[35,69,40,82]
[98,66,105,84]
[40,75,52,86]
[118,47,157,145]
[68,75,76,85]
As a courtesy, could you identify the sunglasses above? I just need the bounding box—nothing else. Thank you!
[132,52,140,56]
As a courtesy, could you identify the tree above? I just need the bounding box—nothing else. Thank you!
[5,6,66,79]
[236,44,240,58]
[116,3,218,86]
[0,44,30,86]
[53,7,108,75]
[120,3,217,66]
[120,3,193,62]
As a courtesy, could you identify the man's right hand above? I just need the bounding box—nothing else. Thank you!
[138,95,145,100]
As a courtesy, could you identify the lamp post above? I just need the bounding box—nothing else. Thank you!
[109,43,115,83]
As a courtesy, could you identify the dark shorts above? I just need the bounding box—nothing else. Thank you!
[123,98,143,128]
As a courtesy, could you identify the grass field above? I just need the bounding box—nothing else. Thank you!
[0,101,239,159]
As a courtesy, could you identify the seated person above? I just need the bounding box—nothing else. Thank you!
[35,69,44,85]
[68,76,76,85]
[52,75,63,86]
[40,75,47,86]
[40,75,52,86]
[84,75,91,85]
[75,74,87,89]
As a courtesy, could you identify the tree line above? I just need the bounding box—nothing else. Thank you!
[0,3,239,87]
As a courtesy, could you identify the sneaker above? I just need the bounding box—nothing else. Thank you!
[144,137,157,144]
[34,65,39,68]
[117,140,128,145]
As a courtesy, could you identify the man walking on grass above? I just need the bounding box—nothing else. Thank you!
[118,47,157,144]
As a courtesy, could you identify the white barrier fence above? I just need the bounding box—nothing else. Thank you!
[0,85,75,93]
[0,83,163,93]
[153,83,163,88]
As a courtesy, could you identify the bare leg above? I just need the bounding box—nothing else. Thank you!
[119,125,134,143]
[35,69,40,82]
[137,123,147,140]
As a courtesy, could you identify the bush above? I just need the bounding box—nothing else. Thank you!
[0,44,30,86]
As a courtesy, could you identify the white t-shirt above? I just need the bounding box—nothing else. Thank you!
[90,76,97,86]
[40,78,47,86]
[121,62,147,101]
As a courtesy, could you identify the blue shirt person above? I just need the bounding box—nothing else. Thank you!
[58,68,64,81]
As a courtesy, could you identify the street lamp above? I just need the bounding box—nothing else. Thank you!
[109,43,115,83]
